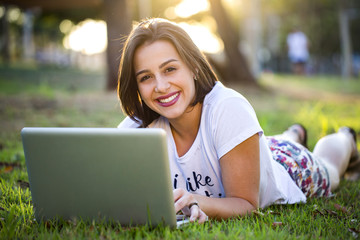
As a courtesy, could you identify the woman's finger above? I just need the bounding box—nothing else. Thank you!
[189,202,200,222]
[174,189,190,212]
[198,210,208,224]
[189,203,208,223]
[173,188,184,202]
[173,189,192,214]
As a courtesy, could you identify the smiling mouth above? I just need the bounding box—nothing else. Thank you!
[157,92,180,104]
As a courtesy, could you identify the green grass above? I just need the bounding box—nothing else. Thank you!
[1,66,360,239]
[0,64,105,95]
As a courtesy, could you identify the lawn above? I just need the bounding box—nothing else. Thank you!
[0,64,359,239]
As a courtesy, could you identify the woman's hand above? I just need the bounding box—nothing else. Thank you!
[173,188,208,223]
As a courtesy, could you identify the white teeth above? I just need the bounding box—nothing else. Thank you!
[158,93,179,103]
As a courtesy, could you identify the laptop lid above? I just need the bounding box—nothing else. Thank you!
[21,127,177,227]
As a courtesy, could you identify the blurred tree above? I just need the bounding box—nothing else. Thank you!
[0,5,10,62]
[103,0,131,90]
[208,0,257,86]
[339,0,352,79]
[350,1,360,54]
[34,14,64,48]
[23,9,35,61]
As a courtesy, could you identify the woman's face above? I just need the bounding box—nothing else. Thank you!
[134,40,196,122]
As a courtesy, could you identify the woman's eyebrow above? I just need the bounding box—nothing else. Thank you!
[135,69,149,78]
[135,59,179,78]
[159,59,178,69]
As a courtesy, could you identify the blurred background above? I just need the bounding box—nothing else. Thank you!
[0,0,359,90]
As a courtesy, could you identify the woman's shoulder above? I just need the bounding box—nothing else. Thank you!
[204,82,253,110]
[117,115,168,129]
[117,116,141,128]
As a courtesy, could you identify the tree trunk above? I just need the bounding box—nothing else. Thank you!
[339,0,353,79]
[208,0,257,86]
[23,9,35,62]
[0,5,10,63]
[103,0,132,91]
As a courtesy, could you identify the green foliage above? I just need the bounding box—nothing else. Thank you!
[0,67,360,239]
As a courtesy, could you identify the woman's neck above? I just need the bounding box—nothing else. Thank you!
[169,103,202,157]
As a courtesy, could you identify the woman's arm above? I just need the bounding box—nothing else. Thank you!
[174,133,260,221]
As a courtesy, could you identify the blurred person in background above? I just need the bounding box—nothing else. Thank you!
[287,27,309,75]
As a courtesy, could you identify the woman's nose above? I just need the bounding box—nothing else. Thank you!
[154,76,170,93]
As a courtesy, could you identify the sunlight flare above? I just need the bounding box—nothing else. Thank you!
[63,19,107,55]
[178,22,223,54]
[174,0,209,18]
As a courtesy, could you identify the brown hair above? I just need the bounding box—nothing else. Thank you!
[118,18,217,127]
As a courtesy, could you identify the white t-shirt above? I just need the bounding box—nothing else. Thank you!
[118,82,306,208]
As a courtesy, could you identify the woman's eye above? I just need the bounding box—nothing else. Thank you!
[140,75,151,82]
[165,67,176,73]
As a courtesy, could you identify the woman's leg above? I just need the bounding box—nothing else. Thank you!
[275,124,307,147]
[313,128,357,191]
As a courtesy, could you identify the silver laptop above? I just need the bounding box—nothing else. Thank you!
[21,127,188,228]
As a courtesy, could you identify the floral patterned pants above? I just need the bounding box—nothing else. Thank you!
[267,137,331,198]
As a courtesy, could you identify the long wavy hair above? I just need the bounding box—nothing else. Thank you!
[118,18,218,127]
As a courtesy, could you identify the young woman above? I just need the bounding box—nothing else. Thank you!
[117,18,358,223]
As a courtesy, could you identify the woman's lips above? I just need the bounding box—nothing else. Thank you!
[156,92,180,107]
